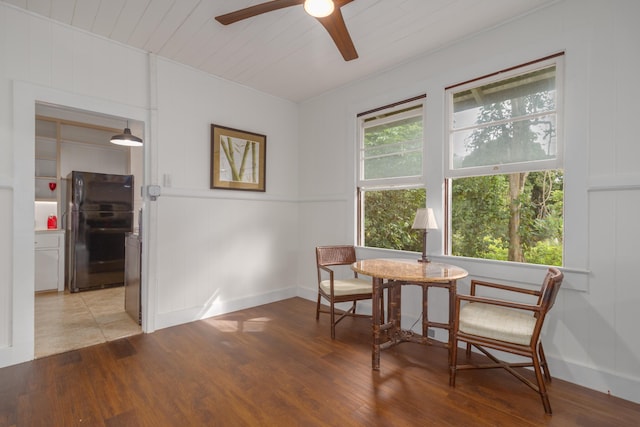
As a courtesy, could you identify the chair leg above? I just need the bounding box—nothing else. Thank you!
[316,293,321,320]
[330,301,336,339]
[538,342,552,382]
[449,337,458,387]
[532,351,552,414]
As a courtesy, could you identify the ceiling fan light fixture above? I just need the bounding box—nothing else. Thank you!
[110,127,143,147]
[304,0,334,18]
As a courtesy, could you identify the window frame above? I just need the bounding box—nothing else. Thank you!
[444,54,565,264]
[357,97,426,248]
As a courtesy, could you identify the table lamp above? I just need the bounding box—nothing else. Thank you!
[412,207,438,263]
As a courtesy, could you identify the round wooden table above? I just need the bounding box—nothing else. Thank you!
[351,258,468,370]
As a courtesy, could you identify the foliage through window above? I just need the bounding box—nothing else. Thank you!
[358,98,425,251]
[446,56,564,265]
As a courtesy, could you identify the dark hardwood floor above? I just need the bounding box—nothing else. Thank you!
[1,297,638,426]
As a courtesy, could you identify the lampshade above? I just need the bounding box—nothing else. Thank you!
[110,126,143,147]
[412,208,438,230]
[304,0,335,18]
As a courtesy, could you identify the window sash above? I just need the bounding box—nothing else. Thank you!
[445,57,563,178]
[359,102,424,184]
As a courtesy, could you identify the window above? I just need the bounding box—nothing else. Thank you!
[357,97,426,251]
[445,55,564,265]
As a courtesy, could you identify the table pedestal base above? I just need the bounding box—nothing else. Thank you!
[372,278,458,370]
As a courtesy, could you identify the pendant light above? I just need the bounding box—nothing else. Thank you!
[110,121,143,147]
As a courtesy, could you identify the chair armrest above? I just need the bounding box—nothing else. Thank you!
[471,279,541,298]
[318,265,334,275]
[318,265,335,282]
[457,293,542,314]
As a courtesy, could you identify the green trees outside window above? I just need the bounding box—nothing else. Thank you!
[358,58,563,266]
[363,188,426,252]
[451,171,563,265]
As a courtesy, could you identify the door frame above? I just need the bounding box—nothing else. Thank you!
[5,81,154,366]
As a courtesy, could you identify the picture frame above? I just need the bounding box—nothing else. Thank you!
[211,124,266,192]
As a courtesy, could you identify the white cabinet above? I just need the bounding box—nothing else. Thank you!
[35,230,65,292]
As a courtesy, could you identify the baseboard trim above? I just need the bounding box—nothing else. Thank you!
[154,287,297,330]
[547,356,640,405]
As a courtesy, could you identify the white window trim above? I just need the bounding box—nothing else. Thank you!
[357,98,427,249]
[442,55,582,286]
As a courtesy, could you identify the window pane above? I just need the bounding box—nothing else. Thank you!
[363,188,426,251]
[453,66,556,129]
[450,171,563,266]
[364,115,422,180]
[451,115,557,169]
[450,65,557,172]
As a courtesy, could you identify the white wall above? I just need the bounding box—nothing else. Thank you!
[0,4,299,366]
[151,58,300,328]
[297,0,640,404]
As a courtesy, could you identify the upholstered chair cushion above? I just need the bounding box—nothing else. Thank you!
[320,278,372,296]
[459,302,536,346]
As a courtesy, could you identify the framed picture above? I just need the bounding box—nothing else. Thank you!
[211,124,266,192]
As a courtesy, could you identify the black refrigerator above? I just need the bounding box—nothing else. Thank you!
[65,171,134,293]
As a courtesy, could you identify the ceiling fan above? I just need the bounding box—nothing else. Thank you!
[215,0,358,61]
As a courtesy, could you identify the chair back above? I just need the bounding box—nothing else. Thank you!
[539,267,564,314]
[316,245,357,267]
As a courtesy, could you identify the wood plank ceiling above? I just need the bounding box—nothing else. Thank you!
[1,0,558,103]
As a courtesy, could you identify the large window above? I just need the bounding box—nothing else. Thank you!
[445,55,564,265]
[357,97,426,251]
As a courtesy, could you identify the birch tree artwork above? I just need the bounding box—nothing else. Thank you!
[211,124,265,191]
[219,136,259,183]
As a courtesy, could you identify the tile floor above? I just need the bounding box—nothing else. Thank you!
[35,286,141,358]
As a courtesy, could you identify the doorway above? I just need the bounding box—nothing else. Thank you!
[34,103,144,358]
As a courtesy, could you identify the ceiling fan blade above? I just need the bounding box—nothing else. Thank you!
[334,0,355,7]
[215,0,304,25]
[316,7,358,61]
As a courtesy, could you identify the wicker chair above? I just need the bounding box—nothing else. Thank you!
[449,267,564,414]
[315,245,376,339]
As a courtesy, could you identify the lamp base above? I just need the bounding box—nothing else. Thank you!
[417,230,430,263]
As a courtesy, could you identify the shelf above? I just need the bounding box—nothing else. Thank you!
[35,138,57,158]
[35,177,58,201]
[35,120,59,204]
[35,158,56,177]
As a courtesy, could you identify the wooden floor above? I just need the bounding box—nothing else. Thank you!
[1,297,638,426]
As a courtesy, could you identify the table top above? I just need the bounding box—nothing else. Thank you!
[351,258,468,283]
